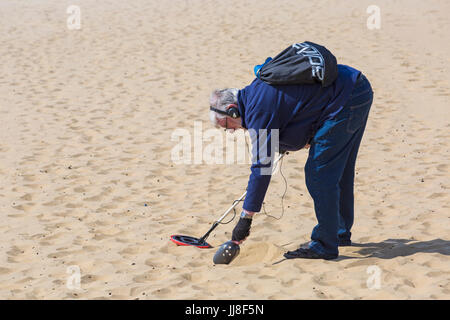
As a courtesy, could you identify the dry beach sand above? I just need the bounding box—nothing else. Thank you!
[0,0,449,299]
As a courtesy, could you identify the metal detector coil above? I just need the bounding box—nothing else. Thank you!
[170,235,212,248]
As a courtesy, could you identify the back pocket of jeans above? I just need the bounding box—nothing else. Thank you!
[347,101,371,134]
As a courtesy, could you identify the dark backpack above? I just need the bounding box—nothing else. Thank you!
[254,41,338,87]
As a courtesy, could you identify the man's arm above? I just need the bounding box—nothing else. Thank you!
[242,110,281,213]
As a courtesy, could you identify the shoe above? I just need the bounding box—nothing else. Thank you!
[338,239,352,246]
[283,247,338,260]
[299,241,312,249]
[302,240,351,247]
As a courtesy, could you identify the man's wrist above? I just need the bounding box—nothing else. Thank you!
[242,209,256,218]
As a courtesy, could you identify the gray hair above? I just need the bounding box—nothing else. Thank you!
[209,88,239,127]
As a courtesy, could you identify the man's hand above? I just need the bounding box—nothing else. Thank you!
[232,217,252,244]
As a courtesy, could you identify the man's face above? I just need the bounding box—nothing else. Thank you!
[217,116,243,133]
[215,103,244,133]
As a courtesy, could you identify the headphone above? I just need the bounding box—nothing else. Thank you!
[210,105,240,119]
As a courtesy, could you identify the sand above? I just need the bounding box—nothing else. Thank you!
[0,0,449,299]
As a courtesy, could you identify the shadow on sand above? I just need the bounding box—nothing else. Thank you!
[273,238,450,264]
[335,238,450,261]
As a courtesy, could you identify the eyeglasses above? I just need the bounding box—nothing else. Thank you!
[210,106,229,117]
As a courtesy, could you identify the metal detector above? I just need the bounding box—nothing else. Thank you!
[170,152,286,248]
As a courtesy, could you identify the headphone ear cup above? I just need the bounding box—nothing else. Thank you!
[227,107,240,119]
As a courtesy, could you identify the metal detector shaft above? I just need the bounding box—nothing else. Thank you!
[198,152,286,243]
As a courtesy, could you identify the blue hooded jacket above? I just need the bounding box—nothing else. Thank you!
[237,64,361,212]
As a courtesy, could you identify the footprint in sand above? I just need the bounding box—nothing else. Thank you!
[427,193,445,199]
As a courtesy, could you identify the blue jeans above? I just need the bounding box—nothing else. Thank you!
[305,74,373,257]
